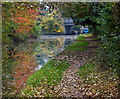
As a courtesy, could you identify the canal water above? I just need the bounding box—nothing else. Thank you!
[35,35,78,70]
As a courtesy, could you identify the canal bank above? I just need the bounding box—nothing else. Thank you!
[3,34,79,97]
[22,34,119,98]
[21,34,92,97]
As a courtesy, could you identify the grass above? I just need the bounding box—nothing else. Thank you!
[26,59,69,87]
[65,36,89,51]
[22,59,69,96]
[79,62,95,78]
[78,33,93,37]
[76,35,86,40]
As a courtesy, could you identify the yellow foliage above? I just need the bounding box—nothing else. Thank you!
[45,27,49,29]
[57,30,62,32]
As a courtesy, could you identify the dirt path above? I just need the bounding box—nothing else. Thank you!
[54,37,98,97]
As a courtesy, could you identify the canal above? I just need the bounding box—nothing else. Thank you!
[3,34,79,96]
[36,35,79,70]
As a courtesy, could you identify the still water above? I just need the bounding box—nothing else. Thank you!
[35,35,78,70]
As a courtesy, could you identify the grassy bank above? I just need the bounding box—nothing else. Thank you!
[77,33,92,38]
[65,35,89,52]
[22,59,69,96]
[27,59,69,87]
[22,33,92,97]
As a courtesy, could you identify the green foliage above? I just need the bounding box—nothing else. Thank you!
[40,10,64,34]
[55,2,89,17]
[2,2,120,97]
[89,3,120,71]
[60,2,119,71]
[71,25,81,33]
[33,25,42,35]
[2,49,17,97]
[97,37,120,70]
[26,59,69,87]
[66,36,89,51]
[57,2,120,73]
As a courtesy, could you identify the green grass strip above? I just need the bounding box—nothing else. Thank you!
[78,33,92,37]
[65,36,89,51]
[26,59,69,87]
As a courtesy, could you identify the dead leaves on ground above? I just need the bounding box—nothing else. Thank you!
[79,69,119,98]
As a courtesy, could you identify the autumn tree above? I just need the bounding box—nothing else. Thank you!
[2,2,39,97]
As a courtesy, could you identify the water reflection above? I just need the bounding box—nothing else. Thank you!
[2,41,38,96]
[35,36,77,70]
[35,38,65,70]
